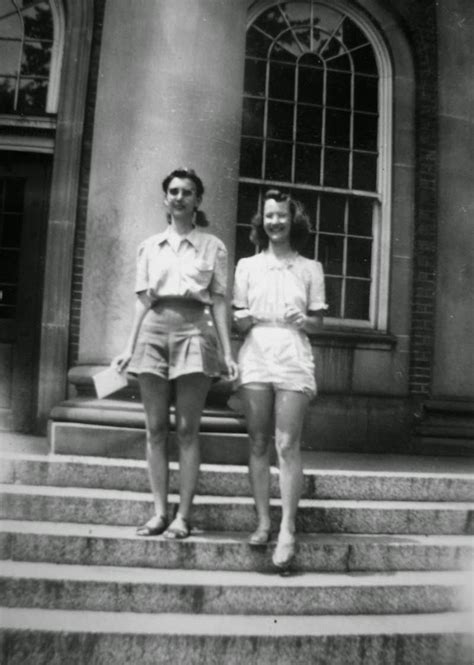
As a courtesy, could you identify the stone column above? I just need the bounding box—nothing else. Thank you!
[432,0,474,399]
[78,0,247,362]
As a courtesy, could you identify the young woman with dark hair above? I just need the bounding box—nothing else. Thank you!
[113,168,238,539]
[233,189,327,569]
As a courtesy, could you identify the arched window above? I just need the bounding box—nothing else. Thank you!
[237,0,392,329]
[0,0,64,116]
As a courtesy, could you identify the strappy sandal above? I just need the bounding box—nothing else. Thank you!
[163,515,191,540]
[272,534,296,569]
[136,514,168,537]
[248,526,271,547]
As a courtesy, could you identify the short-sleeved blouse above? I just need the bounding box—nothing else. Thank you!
[232,251,327,320]
[135,226,228,305]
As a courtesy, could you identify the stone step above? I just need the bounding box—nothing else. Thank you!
[0,561,469,616]
[1,607,471,665]
[1,521,472,573]
[1,484,473,535]
[2,452,473,502]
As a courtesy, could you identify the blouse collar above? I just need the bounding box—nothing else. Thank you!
[156,226,200,249]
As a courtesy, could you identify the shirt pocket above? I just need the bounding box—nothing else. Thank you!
[183,258,214,292]
[194,259,213,273]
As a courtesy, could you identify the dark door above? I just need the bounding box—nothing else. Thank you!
[0,151,52,431]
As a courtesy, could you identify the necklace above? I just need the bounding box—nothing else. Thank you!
[264,250,297,270]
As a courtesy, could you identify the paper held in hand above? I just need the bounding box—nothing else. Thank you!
[93,366,128,399]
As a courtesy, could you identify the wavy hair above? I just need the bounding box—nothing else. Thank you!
[162,167,209,226]
[250,189,311,252]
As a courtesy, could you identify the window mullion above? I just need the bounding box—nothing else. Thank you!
[341,197,349,318]
[292,62,299,183]
[314,193,321,260]
[262,58,271,180]
[348,55,355,190]
[320,62,327,187]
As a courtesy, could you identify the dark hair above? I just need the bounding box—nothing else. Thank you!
[250,189,311,252]
[161,167,209,226]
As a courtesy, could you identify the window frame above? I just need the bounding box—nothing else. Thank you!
[243,0,393,331]
[0,0,65,134]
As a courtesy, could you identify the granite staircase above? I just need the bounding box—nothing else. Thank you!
[1,449,473,664]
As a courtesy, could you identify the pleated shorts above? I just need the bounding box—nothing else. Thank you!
[128,298,220,380]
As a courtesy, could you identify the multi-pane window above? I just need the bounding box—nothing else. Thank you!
[0,177,24,319]
[237,1,386,325]
[0,0,58,115]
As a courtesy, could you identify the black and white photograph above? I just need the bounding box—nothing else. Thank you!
[0,1,473,663]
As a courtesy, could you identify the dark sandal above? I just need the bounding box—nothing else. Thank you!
[248,527,271,547]
[136,515,168,537]
[163,516,191,540]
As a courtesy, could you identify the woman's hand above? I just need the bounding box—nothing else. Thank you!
[222,355,239,382]
[284,306,307,329]
[111,350,133,374]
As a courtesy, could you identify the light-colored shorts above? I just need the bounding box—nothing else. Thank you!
[238,323,317,397]
[128,298,221,380]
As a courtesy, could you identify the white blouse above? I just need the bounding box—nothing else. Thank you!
[232,251,327,322]
[134,227,228,305]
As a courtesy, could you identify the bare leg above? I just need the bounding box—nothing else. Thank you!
[137,373,171,528]
[170,372,212,529]
[240,385,274,537]
[273,390,310,565]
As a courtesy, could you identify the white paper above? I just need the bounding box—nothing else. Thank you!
[92,367,128,399]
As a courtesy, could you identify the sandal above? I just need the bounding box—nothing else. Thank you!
[136,514,168,537]
[248,526,271,547]
[272,534,296,569]
[163,515,191,540]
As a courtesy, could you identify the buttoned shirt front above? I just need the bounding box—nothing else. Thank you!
[135,226,228,304]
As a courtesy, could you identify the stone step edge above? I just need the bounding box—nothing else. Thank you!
[2,559,468,590]
[3,452,474,481]
[2,482,474,511]
[2,518,473,547]
[1,607,471,637]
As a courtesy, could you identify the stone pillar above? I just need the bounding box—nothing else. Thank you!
[78,0,247,362]
[432,1,474,399]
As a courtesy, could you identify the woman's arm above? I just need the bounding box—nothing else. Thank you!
[301,309,325,334]
[211,294,239,380]
[232,307,255,335]
[111,293,152,372]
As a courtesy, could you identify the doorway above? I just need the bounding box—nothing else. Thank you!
[0,151,52,431]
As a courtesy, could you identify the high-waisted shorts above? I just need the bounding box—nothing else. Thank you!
[127,298,221,380]
[238,323,317,397]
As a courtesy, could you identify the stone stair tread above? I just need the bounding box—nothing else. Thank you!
[3,519,470,574]
[4,453,473,503]
[3,450,474,479]
[2,518,473,545]
[1,559,468,589]
[1,607,471,636]
[2,483,473,509]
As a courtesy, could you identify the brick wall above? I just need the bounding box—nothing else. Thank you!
[400,0,439,396]
[68,0,106,367]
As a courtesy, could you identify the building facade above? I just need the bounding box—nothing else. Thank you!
[1,0,473,454]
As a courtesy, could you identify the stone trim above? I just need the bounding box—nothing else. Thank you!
[36,0,94,429]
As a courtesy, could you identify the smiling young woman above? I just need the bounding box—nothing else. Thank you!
[233,189,327,570]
